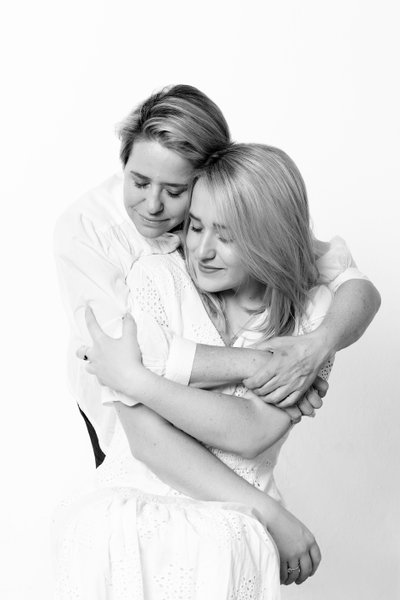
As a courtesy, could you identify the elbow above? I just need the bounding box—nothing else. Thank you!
[230,433,273,460]
[364,281,382,317]
[373,286,382,314]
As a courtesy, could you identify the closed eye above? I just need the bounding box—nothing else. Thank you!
[217,234,232,244]
[188,217,202,233]
[132,180,149,189]
[165,189,184,198]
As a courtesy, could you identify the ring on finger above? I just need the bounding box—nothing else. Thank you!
[287,563,301,574]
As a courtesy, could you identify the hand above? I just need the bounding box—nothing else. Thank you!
[243,332,330,406]
[297,385,325,416]
[76,306,142,395]
[264,503,321,585]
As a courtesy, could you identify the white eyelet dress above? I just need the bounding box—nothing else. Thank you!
[54,252,334,600]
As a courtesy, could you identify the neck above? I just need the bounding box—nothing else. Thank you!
[222,279,265,312]
[218,280,265,345]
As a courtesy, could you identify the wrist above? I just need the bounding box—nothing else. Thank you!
[245,349,270,379]
[307,325,336,360]
[121,364,147,397]
[254,494,281,529]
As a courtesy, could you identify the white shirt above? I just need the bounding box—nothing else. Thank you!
[54,173,369,453]
[54,173,195,452]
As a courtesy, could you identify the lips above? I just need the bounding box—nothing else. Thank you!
[139,214,169,226]
[197,263,224,274]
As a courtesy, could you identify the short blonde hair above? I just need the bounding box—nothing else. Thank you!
[117,84,231,168]
[187,144,318,339]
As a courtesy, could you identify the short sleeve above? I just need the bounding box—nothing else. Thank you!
[102,259,196,408]
[100,311,174,407]
[316,236,369,294]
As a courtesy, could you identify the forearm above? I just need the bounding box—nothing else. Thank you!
[313,279,381,355]
[120,367,291,458]
[189,344,269,388]
[115,402,282,526]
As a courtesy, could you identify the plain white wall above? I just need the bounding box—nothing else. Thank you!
[2,1,399,598]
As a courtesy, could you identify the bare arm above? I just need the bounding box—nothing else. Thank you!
[308,279,381,353]
[82,309,292,458]
[116,401,321,584]
[118,358,292,459]
[189,279,380,403]
[244,279,381,405]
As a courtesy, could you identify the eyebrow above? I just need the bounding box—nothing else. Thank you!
[130,171,189,189]
[189,211,227,229]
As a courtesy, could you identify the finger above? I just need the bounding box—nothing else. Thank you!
[284,405,302,424]
[85,306,106,342]
[285,561,301,585]
[275,390,303,408]
[296,553,312,585]
[280,560,288,585]
[76,345,91,361]
[122,312,137,337]
[297,396,315,417]
[313,376,329,398]
[245,372,279,394]
[260,385,301,405]
[85,363,99,378]
[309,542,322,576]
[307,388,323,410]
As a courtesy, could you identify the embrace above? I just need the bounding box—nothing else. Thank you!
[54,85,380,599]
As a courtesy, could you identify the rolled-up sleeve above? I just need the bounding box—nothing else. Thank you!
[316,236,369,294]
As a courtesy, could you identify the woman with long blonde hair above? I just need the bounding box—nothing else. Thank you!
[53,142,376,598]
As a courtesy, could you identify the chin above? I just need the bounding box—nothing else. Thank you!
[140,227,166,239]
[132,220,168,239]
[194,277,225,294]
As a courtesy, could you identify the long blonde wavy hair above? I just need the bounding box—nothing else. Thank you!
[185,143,319,340]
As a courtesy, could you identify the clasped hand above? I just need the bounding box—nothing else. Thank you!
[244,333,331,419]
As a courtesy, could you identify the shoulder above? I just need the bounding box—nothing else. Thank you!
[315,235,355,270]
[54,173,126,240]
[130,252,189,286]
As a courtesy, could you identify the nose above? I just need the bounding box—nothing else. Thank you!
[197,232,216,261]
[146,186,164,215]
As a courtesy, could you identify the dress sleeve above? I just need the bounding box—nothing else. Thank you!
[102,260,196,408]
[315,236,370,294]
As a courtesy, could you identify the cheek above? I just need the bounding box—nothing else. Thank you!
[169,196,190,219]
[221,247,241,268]
[185,231,196,255]
[124,183,141,207]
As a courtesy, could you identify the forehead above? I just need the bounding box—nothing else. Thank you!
[127,139,194,183]
[191,179,217,216]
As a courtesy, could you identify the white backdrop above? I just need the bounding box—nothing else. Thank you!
[2,1,399,598]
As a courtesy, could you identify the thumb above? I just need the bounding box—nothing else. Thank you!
[122,312,137,337]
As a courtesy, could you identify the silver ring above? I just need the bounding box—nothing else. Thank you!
[287,566,301,573]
